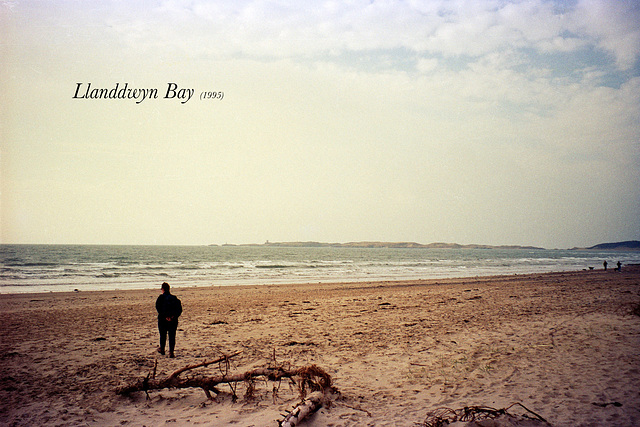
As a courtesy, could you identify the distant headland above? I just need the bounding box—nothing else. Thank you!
[212,240,640,250]
[216,241,545,250]
[571,240,640,251]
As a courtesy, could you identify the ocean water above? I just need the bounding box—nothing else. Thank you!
[1,244,639,294]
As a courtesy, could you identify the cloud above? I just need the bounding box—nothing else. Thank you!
[128,1,639,70]
[22,0,632,82]
[570,0,640,70]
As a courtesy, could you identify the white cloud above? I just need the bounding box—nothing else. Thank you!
[65,0,636,77]
[570,0,640,70]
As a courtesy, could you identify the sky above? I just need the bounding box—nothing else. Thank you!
[1,0,639,249]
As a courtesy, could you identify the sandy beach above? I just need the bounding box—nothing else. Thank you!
[1,267,639,426]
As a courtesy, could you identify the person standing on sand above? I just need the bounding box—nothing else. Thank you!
[156,282,182,358]
[603,260,608,271]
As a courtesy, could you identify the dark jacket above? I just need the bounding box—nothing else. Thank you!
[156,293,182,321]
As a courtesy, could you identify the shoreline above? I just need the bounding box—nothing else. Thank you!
[0,269,568,298]
[3,264,636,296]
[4,244,639,296]
[1,267,639,426]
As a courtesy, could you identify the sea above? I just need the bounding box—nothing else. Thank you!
[1,244,639,294]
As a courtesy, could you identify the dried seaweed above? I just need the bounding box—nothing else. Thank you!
[421,402,550,426]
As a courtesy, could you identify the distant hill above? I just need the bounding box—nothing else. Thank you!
[580,241,640,251]
[259,241,544,250]
[219,240,640,250]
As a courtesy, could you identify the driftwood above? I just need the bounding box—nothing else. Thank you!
[116,351,335,425]
[115,351,332,404]
[279,391,325,427]
[115,351,242,398]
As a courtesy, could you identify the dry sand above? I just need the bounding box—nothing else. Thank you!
[1,267,639,426]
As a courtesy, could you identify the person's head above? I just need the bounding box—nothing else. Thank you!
[161,282,170,294]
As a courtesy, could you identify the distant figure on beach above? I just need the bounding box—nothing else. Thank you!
[603,261,608,271]
[616,261,622,271]
[156,282,182,358]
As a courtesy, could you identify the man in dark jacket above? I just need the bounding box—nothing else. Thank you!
[156,282,182,358]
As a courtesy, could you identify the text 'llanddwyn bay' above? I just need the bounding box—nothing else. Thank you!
[73,83,194,104]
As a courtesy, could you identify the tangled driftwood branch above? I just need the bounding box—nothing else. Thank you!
[115,351,333,406]
[115,351,242,398]
[117,352,335,425]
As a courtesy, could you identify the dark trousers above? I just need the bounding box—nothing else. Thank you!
[158,318,178,353]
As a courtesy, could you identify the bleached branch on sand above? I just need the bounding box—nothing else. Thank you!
[279,391,325,427]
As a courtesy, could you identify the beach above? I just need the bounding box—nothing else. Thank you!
[1,267,639,426]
